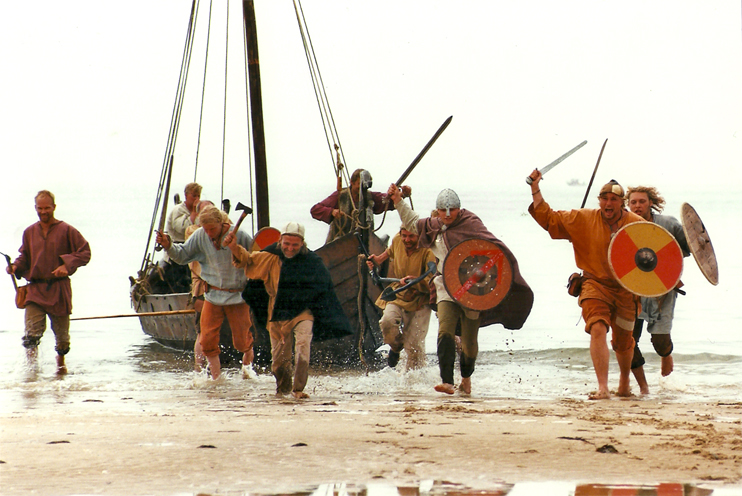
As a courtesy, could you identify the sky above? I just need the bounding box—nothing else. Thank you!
[1,1,741,318]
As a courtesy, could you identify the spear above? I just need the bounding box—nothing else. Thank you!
[581,139,608,208]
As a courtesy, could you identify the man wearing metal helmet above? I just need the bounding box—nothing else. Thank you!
[226,222,351,399]
[388,184,534,395]
[528,170,644,399]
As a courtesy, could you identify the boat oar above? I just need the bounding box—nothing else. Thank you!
[70,309,196,321]
[580,139,608,208]
[380,261,437,302]
[0,250,19,291]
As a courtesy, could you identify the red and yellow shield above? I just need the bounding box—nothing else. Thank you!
[608,222,683,297]
[442,238,513,311]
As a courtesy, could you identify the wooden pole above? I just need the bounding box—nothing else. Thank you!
[71,309,196,321]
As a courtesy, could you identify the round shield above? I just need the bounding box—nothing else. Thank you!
[251,227,281,251]
[608,222,683,297]
[681,202,718,286]
[442,238,513,311]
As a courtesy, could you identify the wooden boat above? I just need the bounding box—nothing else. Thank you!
[129,0,388,368]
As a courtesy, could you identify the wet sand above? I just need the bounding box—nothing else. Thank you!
[1,391,740,495]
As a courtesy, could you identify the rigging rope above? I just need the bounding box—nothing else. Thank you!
[140,0,201,273]
[293,0,350,189]
[193,0,215,182]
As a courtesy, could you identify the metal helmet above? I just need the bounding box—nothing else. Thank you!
[436,189,461,216]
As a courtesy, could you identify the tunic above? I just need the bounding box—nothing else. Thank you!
[396,199,533,330]
[13,220,91,316]
[528,201,644,306]
[166,202,192,243]
[310,188,395,243]
[166,227,251,306]
[375,233,436,312]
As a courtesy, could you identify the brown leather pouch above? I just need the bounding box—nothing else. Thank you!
[15,285,28,309]
[567,272,583,297]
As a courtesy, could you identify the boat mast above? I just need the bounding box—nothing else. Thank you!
[242,0,269,229]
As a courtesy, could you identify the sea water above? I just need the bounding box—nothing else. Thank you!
[1,182,739,410]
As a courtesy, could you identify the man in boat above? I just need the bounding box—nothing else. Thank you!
[166,182,202,243]
[388,185,533,395]
[310,168,411,244]
[527,172,644,399]
[7,190,91,374]
[226,221,351,399]
[156,205,254,380]
[626,185,690,394]
[366,226,436,370]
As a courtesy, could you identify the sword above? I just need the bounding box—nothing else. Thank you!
[526,140,587,185]
[395,116,453,186]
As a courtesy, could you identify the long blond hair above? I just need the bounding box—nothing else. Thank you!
[626,186,666,214]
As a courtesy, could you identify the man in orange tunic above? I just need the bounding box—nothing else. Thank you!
[527,170,644,399]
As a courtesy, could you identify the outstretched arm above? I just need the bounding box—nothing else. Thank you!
[527,169,544,208]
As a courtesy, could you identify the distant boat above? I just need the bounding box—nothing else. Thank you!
[567,178,585,186]
[129,0,388,368]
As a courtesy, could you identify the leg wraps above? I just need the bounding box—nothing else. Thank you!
[650,333,674,358]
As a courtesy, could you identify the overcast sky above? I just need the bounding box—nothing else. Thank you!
[2,0,741,224]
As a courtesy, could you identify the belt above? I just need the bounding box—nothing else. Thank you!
[206,284,245,293]
[30,277,68,284]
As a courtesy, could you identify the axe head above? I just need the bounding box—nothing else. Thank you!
[235,202,253,215]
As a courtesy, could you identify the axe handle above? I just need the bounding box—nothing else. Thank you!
[2,253,18,291]
[232,212,249,233]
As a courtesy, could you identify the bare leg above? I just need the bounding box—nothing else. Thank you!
[588,323,611,400]
[26,346,38,365]
[632,365,650,395]
[206,354,221,380]
[56,354,67,375]
[615,347,633,397]
[291,391,310,399]
[459,376,471,395]
[661,354,674,377]
[194,337,206,372]
[241,348,256,379]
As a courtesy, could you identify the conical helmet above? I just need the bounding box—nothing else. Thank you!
[436,189,461,216]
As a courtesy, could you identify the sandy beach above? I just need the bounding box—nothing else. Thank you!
[1,389,740,496]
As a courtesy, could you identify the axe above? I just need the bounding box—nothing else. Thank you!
[231,202,253,233]
[380,261,437,302]
[1,251,19,291]
[353,232,401,287]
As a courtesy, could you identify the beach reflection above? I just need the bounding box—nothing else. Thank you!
[243,481,722,496]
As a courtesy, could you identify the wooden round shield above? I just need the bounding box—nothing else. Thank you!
[251,227,281,251]
[608,222,683,297]
[442,238,513,311]
[681,202,718,286]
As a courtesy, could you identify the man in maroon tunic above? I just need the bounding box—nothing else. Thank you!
[7,190,91,373]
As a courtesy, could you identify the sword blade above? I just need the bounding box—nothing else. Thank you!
[526,140,587,184]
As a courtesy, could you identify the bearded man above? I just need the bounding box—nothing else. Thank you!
[528,170,644,399]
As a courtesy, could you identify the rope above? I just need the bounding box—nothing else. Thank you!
[293,0,350,188]
[220,0,231,201]
[193,0,215,182]
[140,0,201,272]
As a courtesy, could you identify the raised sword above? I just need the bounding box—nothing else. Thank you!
[526,140,587,185]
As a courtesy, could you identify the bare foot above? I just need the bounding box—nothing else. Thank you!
[241,364,257,380]
[588,389,611,400]
[661,355,674,377]
[291,391,310,399]
[434,383,455,395]
[615,387,634,398]
[459,377,471,395]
